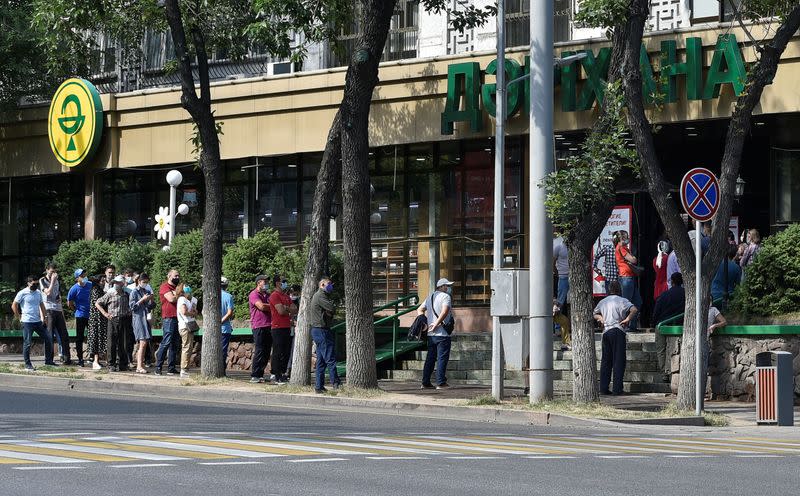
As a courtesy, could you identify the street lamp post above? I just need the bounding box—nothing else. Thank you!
[166,170,189,246]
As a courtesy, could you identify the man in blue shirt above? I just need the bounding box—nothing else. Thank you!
[220,276,234,371]
[712,246,742,304]
[12,276,54,370]
[67,268,93,367]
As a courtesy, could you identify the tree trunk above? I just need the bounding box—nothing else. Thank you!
[291,112,342,385]
[565,198,614,403]
[340,0,397,388]
[620,0,800,409]
[163,0,224,378]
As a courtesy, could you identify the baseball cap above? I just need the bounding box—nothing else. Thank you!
[220,276,228,285]
[73,268,85,279]
[436,278,455,287]
[255,275,268,283]
[113,275,125,283]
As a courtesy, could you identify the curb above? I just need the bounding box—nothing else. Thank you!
[0,372,599,427]
[0,373,702,428]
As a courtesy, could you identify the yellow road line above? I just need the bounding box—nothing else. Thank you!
[155,437,323,457]
[463,436,646,454]
[0,457,37,464]
[0,444,129,462]
[48,440,232,460]
[382,436,578,455]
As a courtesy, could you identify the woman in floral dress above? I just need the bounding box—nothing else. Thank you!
[87,274,107,370]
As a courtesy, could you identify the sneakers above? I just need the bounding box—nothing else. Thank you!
[420,383,435,390]
[332,383,341,390]
[435,383,450,390]
[154,368,163,376]
[167,370,179,376]
[250,377,265,384]
[315,387,327,394]
[180,369,189,378]
[92,362,102,371]
[275,375,289,385]
[24,365,35,372]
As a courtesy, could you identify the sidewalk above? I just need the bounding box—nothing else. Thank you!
[1,353,794,429]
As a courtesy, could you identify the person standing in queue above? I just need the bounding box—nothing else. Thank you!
[94,275,132,372]
[249,275,272,383]
[155,269,182,376]
[220,276,235,371]
[418,278,456,390]
[40,263,71,365]
[594,281,638,396]
[87,274,107,370]
[269,276,297,384]
[12,276,53,371]
[177,285,198,378]
[129,273,155,374]
[67,268,92,367]
[614,230,642,332]
[310,277,340,393]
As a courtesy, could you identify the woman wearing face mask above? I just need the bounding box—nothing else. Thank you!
[177,285,199,378]
[86,274,107,370]
[129,273,155,374]
[614,230,643,332]
[309,278,340,393]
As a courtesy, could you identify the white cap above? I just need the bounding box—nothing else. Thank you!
[113,275,125,283]
[436,278,454,288]
[220,276,228,285]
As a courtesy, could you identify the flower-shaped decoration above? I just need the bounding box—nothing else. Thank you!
[154,206,170,240]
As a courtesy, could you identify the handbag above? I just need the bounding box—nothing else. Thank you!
[185,320,200,333]
[626,261,645,276]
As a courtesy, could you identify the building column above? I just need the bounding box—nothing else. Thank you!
[84,172,99,240]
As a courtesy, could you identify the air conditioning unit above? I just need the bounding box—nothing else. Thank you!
[266,61,296,76]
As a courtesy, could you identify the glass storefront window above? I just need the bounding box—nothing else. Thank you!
[773,148,800,224]
[370,174,406,240]
[257,180,298,243]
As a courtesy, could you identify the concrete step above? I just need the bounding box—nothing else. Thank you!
[552,370,665,383]
[553,359,657,373]
[554,350,657,361]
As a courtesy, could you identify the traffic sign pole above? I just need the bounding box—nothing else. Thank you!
[695,219,703,416]
[680,167,719,416]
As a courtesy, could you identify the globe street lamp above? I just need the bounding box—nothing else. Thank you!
[166,170,189,246]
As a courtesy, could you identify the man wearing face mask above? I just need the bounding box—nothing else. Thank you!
[94,275,132,372]
[67,269,93,367]
[155,269,183,376]
[40,263,71,365]
[417,278,456,390]
[269,276,297,384]
[310,277,339,393]
[103,265,116,292]
[12,275,54,370]
[248,275,272,383]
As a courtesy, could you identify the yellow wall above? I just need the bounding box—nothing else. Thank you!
[1,24,799,178]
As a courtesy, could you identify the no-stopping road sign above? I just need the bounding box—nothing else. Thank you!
[680,167,720,222]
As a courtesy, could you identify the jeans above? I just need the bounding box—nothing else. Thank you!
[619,277,642,331]
[107,317,130,370]
[47,310,70,361]
[156,317,180,372]
[556,276,569,307]
[75,317,88,363]
[221,333,231,369]
[270,328,292,378]
[311,327,340,390]
[22,321,53,366]
[422,335,452,386]
[600,328,627,394]
[251,327,272,379]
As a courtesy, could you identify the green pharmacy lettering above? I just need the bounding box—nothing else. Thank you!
[441,62,483,135]
[58,94,86,152]
[660,38,703,102]
[702,34,747,99]
[481,58,523,118]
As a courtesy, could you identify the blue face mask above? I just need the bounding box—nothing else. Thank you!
[281,282,289,291]
[446,286,453,295]
[324,283,334,293]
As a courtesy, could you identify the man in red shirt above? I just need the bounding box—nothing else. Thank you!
[155,269,183,375]
[269,275,297,384]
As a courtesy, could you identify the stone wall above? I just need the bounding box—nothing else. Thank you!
[667,335,800,403]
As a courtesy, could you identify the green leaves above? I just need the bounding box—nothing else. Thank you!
[543,81,638,232]
[573,0,630,33]
[420,0,497,31]
[731,224,800,317]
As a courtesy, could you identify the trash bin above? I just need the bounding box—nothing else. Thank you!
[755,351,794,426]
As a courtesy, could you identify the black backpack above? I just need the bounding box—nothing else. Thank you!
[407,313,428,341]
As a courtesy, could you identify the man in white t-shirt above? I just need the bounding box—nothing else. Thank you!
[594,281,638,395]
[417,278,455,390]
[12,276,54,370]
[553,237,569,307]
[177,286,198,378]
[704,306,727,399]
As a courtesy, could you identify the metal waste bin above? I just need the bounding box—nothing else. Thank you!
[755,351,794,426]
[490,269,529,370]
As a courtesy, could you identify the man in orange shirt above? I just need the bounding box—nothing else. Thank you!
[269,275,297,384]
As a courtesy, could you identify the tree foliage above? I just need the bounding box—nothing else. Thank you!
[543,82,638,232]
[573,0,630,35]
[731,225,800,316]
[111,238,160,275]
[52,239,116,278]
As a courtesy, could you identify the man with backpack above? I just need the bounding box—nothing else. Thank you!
[418,278,456,390]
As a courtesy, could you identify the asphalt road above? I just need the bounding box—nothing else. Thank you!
[0,385,798,496]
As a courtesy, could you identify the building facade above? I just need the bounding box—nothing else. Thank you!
[1,2,797,328]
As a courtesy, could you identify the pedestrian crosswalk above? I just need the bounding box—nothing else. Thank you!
[1,432,800,468]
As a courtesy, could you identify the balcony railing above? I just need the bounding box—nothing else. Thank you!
[329,27,418,68]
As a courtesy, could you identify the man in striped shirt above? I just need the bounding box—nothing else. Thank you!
[95,275,132,372]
